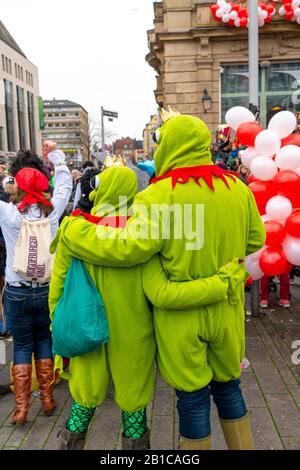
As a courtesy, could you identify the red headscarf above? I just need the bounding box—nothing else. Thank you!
[15,168,52,212]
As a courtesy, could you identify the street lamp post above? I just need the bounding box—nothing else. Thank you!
[101,106,105,152]
[248,0,261,317]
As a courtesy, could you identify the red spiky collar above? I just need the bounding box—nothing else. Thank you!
[152,165,237,191]
[72,209,129,228]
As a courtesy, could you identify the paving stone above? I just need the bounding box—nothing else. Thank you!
[279,368,299,386]
[151,415,173,450]
[20,416,56,450]
[252,364,288,393]
[288,385,300,403]
[246,339,273,365]
[156,373,171,389]
[0,426,14,448]
[282,437,300,450]
[5,421,33,448]
[265,393,300,437]
[152,388,174,416]
[241,373,266,408]
[249,407,284,450]
[84,404,121,450]
[0,399,15,425]
[43,396,73,450]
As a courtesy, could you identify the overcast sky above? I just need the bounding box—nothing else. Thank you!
[1,0,158,140]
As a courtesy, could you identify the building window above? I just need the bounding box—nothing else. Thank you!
[21,67,23,81]
[1,55,4,71]
[221,62,300,127]
[27,91,35,152]
[75,112,79,116]
[48,123,53,127]
[15,63,18,78]
[55,113,59,117]
[0,127,3,151]
[4,80,15,151]
[48,113,53,117]
[17,86,26,149]
[9,60,12,75]
[75,122,80,127]
[5,57,8,73]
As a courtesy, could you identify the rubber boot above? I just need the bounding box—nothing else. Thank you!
[179,435,212,450]
[35,359,57,415]
[122,428,150,450]
[57,427,87,450]
[11,364,32,425]
[220,412,255,450]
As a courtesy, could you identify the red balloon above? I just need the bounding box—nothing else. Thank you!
[259,246,287,276]
[285,11,294,20]
[236,122,263,147]
[266,5,274,14]
[281,134,300,147]
[285,209,300,238]
[265,221,286,246]
[249,180,275,208]
[272,170,300,202]
[248,175,258,184]
[245,276,253,287]
[240,17,248,27]
[210,4,219,16]
[282,261,293,275]
[238,8,248,18]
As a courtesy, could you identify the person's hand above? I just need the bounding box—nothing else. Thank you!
[43,140,57,160]
[48,149,66,166]
[218,258,247,305]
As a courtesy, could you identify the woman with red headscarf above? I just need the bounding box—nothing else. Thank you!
[0,144,72,425]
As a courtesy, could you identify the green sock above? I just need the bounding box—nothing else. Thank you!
[122,408,147,439]
[65,401,96,433]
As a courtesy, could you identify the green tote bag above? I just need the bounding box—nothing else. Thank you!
[52,258,109,357]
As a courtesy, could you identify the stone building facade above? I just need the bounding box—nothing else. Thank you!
[146,1,300,133]
[0,21,42,160]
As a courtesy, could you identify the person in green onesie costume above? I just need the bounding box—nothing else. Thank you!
[50,165,246,450]
[55,111,266,450]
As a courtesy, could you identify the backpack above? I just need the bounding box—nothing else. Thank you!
[52,258,109,358]
[13,218,53,283]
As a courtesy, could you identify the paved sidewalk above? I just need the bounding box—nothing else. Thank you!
[0,285,299,450]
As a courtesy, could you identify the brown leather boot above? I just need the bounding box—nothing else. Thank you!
[11,364,32,425]
[35,359,57,415]
[122,428,150,450]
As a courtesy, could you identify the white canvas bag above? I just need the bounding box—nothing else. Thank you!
[12,218,53,283]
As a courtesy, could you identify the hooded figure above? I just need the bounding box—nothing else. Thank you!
[55,115,265,450]
[50,165,246,450]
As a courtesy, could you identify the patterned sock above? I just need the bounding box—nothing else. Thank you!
[65,401,96,433]
[122,408,147,439]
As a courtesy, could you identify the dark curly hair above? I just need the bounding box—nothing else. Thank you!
[10,150,49,179]
[76,168,100,213]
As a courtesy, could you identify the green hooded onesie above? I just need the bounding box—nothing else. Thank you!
[50,166,246,411]
[54,115,266,393]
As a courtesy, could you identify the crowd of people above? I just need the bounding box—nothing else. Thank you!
[0,110,290,451]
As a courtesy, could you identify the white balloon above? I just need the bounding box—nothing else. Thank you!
[217,0,226,6]
[255,130,281,158]
[216,8,224,18]
[249,247,266,261]
[283,236,300,265]
[234,18,241,27]
[297,16,300,24]
[245,256,264,280]
[261,215,270,222]
[275,145,300,171]
[223,3,231,13]
[225,106,256,131]
[250,156,278,181]
[295,166,300,176]
[258,17,265,27]
[229,10,238,20]
[266,196,293,222]
[268,111,297,139]
[261,10,268,20]
[279,6,286,16]
[222,13,230,22]
[292,0,300,8]
[241,147,258,169]
[294,7,300,17]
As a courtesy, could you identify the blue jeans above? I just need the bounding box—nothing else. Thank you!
[176,379,247,439]
[4,285,52,365]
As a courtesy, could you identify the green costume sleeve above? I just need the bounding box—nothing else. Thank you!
[142,256,246,309]
[246,190,266,256]
[59,196,163,267]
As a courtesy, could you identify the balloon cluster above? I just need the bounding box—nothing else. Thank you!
[210,1,275,27]
[279,0,300,23]
[225,106,300,280]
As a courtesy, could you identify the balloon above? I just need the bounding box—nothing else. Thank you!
[266,196,293,222]
[240,17,248,27]
[236,122,263,147]
[285,11,294,20]
[281,133,300,147]
[249,179,274,207]
[225,106,256,131]
[282,236,300,265]
[264,220,286,246]
[210,4,219,16]
[245,276,253,287]
[250,156,278,181]
[248,175,258,184]
[273,170,300,201]
[241,147,258,169]
[261,214,270,222]
[259,246,287,276]
[245,256,264,280]
[229,10,238,20]
[234,18,241,27]
[222,13,231,22]
[255,130,281,157]
[274,145,300,171]
[268,111,297,139]
[282,261,294,275]
[285,209,300,238]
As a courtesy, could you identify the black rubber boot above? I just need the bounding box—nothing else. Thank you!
[57,427,87,450]
[122,428,150,450]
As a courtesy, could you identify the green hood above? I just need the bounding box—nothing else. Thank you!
[89,166,138,217]
[154,115,213,176]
